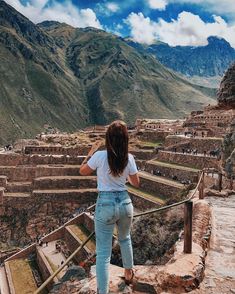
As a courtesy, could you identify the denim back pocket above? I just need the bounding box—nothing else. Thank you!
[122,201,133,218]
[95,202,116,224]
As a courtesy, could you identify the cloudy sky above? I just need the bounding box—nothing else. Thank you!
[5,0,235,48]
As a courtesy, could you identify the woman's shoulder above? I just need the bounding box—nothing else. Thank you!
[94,150,107,157]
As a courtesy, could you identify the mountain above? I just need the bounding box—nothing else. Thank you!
[218,62,235,107]
[126,37,235,78]
[0,0,216,144]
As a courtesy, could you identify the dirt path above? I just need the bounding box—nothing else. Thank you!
[192,195,235,294]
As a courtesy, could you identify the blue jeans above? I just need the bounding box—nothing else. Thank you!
[95,190,134,294]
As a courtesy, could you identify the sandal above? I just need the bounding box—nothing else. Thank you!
[124,269,135,285]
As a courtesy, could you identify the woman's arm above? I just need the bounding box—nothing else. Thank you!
[79,141,102,176]
[128,173,140,188]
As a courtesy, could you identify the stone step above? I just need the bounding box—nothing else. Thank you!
[33,176,97,190]
[26,155,86,166]
[155,150,219,169]
[4,192,31,198]
[32,189,97,202]
[35,165,81,177]
[36,241,66,283]
[0,166,36,182]
[4,258,38,294]
[128,186,165,206]
[138,171,184,199]
[6,181,32,193]
[145,160,199,183]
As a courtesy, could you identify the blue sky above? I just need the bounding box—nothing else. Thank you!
[5,0,235,47]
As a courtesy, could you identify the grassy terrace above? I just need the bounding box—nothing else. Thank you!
[138,141,163,147]
[69,224,96,251]
[150,159,200,172]
[127,185,166,205]
[7,259,37,294]
[139,171,184,188]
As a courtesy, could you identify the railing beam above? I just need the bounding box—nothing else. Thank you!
[218,172,222,192]
[199,172,204,199]
[183,201,193,254]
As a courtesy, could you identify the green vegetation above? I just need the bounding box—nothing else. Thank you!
[139,141,163,147]
[69,224,96,251]
[7,259,38,293]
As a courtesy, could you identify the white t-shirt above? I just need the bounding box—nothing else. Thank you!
[87,150,138,191]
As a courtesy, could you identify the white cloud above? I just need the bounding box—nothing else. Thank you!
[106,2,119,13]
[126,11,235,47]
[5,0,102,28]
[125,12,158,44]
[148,0,168,10]
[161,0,235,19]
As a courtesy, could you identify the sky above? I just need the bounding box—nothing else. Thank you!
[5,0,235,48]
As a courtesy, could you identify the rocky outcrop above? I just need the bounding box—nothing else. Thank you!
[218,63,235,107]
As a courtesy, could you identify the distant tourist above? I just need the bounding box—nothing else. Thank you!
[79,120,139,294]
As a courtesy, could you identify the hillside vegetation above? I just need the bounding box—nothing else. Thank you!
[0,1,216,144]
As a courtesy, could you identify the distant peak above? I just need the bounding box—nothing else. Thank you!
[37,20,73,30]
[207,36,230,46]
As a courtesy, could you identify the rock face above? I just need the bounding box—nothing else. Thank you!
[127,36,235,78]
[224,120,235,179]
[218,63,235,107]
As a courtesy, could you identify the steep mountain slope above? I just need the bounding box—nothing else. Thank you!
[0,0,216,144]
[126,37,235,78]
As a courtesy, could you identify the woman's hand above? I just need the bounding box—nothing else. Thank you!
[88,141,102,156]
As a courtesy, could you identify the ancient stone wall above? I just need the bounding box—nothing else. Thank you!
[83,213,94,232]
[36,247,57,289]
[137,130,169,142]
[156,151,220,169]
[0,192,97,247]
[64,227,88,264]
[129,192,160,210]
[165,136,223,153]
[130,149,156,160]
[144,162,199,183]
[24,145,90,156]
[139,176,182,198]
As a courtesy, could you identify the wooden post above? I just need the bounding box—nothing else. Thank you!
[184,201,193,254]
[218,172,222,192]
[199,172,204,199]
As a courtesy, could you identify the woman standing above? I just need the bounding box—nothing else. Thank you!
[80,120,139,294]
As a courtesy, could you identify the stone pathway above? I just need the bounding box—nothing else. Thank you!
[192,195,235,294]
[40,240,67,278]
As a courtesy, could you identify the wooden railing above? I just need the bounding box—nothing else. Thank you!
[34,171,205,294]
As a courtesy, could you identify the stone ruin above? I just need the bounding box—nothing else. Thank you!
[0,118,234,293]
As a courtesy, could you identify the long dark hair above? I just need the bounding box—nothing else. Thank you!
[106,120,129,177]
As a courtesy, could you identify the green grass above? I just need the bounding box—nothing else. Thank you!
[7,259,38,294]
[139,141,163,147]
[151,159,200,172]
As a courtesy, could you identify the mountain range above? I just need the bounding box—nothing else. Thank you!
[0,0,217,144]
[126,36,235,79]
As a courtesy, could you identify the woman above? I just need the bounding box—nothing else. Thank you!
[80,120,139,294]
